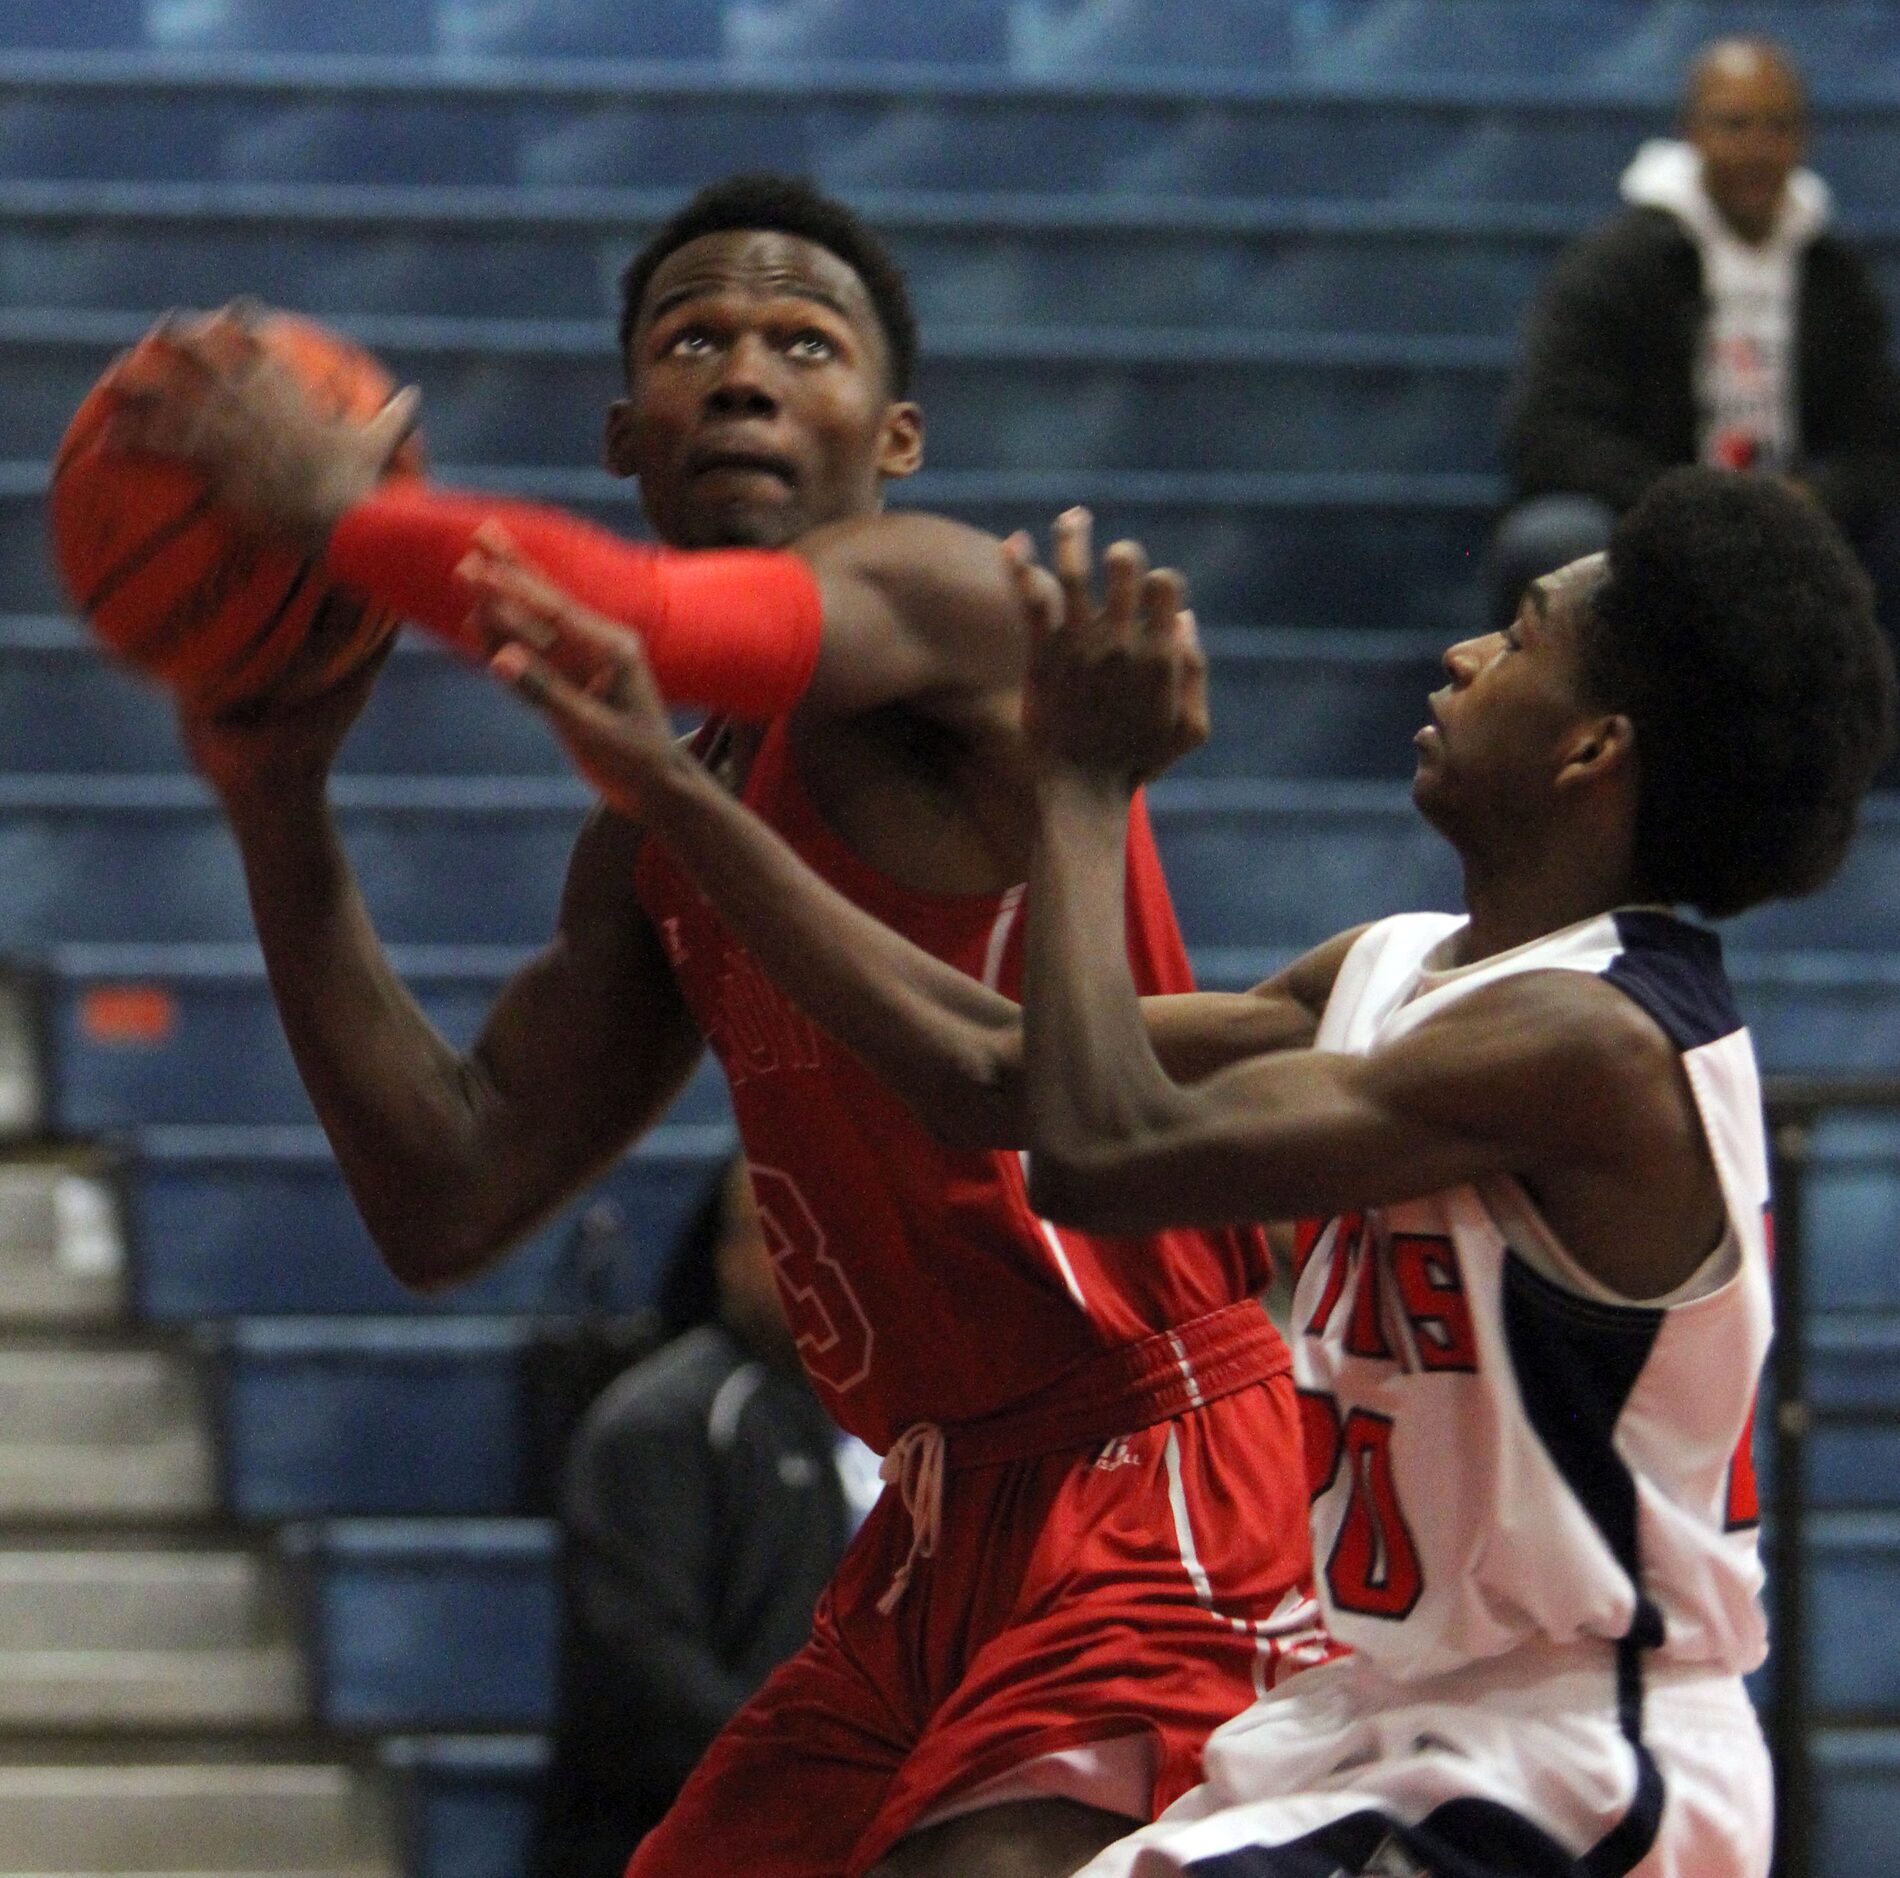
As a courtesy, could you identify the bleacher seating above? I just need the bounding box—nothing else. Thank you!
[379,1736,547,1878]
[132,1124,722,1318]
[285,1518,558,1728]
[1,3,1897,1871]
[0,0,1891,87]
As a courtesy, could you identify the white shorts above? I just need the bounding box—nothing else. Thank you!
[1077,1645,1771,1878]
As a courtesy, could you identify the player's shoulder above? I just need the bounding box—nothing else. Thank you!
[1592,907,1742,1053]
[1414,908,1733,1084]
[798,507,999,575]
[1444,964,1679,1066]
[1384,969,1689,1177]
[1409,908,1739,1066]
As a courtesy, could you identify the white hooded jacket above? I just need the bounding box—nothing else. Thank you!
[1619,137,1830,471]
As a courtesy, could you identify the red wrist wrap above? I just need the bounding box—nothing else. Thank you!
[326,483,825,718]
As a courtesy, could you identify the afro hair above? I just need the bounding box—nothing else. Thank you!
[1583,467,1895,919]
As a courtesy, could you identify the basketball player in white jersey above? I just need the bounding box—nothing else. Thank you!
[993,467,1892,1878]
[460,465,1888,1873]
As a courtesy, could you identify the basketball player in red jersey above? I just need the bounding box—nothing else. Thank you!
[115,176,1332,1877]
[455,476,1891,1878]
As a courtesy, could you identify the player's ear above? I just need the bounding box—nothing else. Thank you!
[875,401,924,481]
[1557,713,1636,789]
[603,398,639,479]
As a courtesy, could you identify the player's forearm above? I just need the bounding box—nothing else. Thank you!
[218,784,540,1286]
[641,744,1026,1148]
[1022,766,1203,1225]
[327,483,823,717]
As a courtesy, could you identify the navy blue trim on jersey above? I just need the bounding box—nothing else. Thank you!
[1603,911,1741,1052]
[1180,1772,1663,1877]
[1502,1252,1664,1591]
[1185,1798,1587,1876]
[1581,1715,1665,1877]
[1502,1253,1668,1874]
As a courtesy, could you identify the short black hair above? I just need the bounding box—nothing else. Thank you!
[1582,467,1894,919]
[617,172,918,396]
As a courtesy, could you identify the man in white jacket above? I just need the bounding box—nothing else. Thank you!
[1491,37,1900,630]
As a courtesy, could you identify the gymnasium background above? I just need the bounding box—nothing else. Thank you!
[0,3,1890,1874]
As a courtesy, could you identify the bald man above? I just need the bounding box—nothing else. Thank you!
[1490,36,1900,633]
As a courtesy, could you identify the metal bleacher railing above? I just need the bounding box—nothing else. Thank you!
[1764,1077,1900,1878]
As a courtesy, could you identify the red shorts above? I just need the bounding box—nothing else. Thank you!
[625,1306,1335,1877]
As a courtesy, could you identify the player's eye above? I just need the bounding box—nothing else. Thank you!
[665,326,719,358]
[786,330,837,361]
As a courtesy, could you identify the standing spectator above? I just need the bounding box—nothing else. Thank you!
[531,1156,878,1878]
[1492,36,1900,627]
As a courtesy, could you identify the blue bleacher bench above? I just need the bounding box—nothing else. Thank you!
[284,1516,559,1730]
[131,1121,729,1318]
[380,1734,548,1878]
[212,1316,539,1518]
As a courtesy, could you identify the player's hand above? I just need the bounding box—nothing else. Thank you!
[461,531,678,822]
[1009,507,1209,788]
[105,304,420,555]
[179,634,392,806]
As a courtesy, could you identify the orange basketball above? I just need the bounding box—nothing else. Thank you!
[48,311,424,713]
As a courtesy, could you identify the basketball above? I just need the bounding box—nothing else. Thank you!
[48,311,423,713]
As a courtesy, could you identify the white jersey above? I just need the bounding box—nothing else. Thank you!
[1294,908,1770,1684]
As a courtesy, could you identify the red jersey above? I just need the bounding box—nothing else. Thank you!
[633,716,1279,1453]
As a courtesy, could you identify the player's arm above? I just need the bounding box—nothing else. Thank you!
[630,744,1350,1146]
[1014,515,1714,1298]
[201,682,703,1288]
[1029,859,1656,1233]
[1029,845,1719,1301]
[465,545,1341,1147]
[110,312,1030,718]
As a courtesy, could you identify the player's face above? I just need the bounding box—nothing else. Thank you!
[1413,555,1608,842]
[1687,49,1806,244]
[609,230,923,549]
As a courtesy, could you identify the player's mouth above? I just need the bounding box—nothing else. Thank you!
[1415,693,1447,752]
[687,447,799,491]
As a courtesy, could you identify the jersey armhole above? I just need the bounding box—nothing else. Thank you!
[1481,1172,1742,1309]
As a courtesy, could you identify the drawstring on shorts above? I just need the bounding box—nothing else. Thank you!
[876,1423,944,1614]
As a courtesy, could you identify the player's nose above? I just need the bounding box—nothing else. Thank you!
[1441,634,1489,684]
[704,333,780,418]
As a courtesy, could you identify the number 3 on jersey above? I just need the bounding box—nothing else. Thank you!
[1301,1393,1425,1619]
[750,1163,876,1395]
